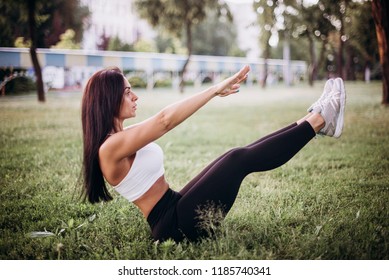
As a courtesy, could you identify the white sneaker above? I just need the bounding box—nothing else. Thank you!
[307,79,334,112]
[318,78,346,138]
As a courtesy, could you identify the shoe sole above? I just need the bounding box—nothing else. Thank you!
[333,78,346,138]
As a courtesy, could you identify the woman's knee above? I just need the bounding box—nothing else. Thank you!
[225,147,248,164]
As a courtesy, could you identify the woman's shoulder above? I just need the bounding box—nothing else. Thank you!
[99,130,129,157]
[100,115,168,164]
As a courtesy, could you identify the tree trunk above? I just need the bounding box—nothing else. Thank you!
[307,31,317,86]
[317,39,328,79]
[27,0,45,102]
[371,0,389,105]
[179,21,192,93]
[338,7,345,79]
[283,31,291,86]
[345,45,356,81]
[261,32,271,89]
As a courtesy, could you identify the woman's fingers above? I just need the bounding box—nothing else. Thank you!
[216,65,250,96]
[232,65,250,84]
[238,65,250,78]
[219,84,241,96]
[237,74,248,84]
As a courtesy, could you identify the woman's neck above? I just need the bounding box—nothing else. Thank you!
[113,118,124,132]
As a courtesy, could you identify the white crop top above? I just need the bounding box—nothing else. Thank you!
[113,142,165,201]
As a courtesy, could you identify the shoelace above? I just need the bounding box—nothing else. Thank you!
[313,91,333,113]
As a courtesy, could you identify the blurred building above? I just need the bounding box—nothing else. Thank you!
[81,0,155,50]
[81,0,260,58]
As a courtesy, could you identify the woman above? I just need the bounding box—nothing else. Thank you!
[81,66,346,242]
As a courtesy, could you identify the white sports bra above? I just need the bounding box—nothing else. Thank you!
[113,142,165,201]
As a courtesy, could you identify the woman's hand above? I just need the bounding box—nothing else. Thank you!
[214,65,250,97]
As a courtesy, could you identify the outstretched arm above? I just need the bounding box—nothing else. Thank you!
[158,65,250,131]
[100,65,250,164]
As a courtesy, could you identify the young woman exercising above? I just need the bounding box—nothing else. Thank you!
[81,66,346,242]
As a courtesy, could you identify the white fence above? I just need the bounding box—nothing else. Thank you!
[0,47,307,90]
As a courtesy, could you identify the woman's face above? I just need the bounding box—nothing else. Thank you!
[118,78,138,120]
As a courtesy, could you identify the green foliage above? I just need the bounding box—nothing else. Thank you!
[0,82,388,259]
[135,0,234,92]
[253,0,379,81]
[127,76,147,88]
[228,45,247,58]
[133,39,157,53]
[347,1,379,66]
[154,78,172,88]
[191,9,243,56]
[14,37,31,48]
[135,0,223,36]
[107,36,134,52]
[51,29,80,50]
[134,2,232,54]
[0,0,90,48]
[154,31,187,54]
[4,76,36,94]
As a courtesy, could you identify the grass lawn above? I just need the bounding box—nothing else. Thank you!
[0,81,388,260]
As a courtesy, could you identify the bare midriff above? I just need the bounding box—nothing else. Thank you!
[133,175,169,218]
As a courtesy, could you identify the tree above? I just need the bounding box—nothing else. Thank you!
[0,0,89,102]
[289,1,334,85]
[253,0,299,87]
[191,8,241,57]
[0,1,20,46]
[28,0,45,102]
[347,1,379,82]
[253,0,278,88]
[324,0,356,80]
[263,0,377,86]
[135,0,231,92]
[297,0,379,83]
[0,0,89,48]
[154,31,186,54]
[371,0,389,105]
[314,0,368,80]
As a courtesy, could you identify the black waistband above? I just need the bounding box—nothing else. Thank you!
[147,188,182,227]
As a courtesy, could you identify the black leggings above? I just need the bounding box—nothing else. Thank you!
[147,121,316,242]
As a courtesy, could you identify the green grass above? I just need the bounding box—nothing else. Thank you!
[0,81,388,260]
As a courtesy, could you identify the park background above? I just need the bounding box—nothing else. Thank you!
[0,0,388,260]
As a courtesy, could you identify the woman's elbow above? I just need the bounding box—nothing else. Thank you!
[157,110,174,132]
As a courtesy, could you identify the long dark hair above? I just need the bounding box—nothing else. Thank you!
[81,67,125,203]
